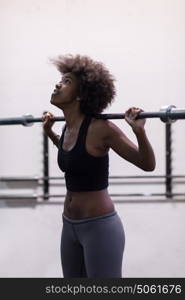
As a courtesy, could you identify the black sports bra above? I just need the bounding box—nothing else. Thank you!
[57,115,109,191]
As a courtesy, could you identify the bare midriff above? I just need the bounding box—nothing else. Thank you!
[63,188,115,219]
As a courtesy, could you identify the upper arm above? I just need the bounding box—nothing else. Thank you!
[104,120,142,168]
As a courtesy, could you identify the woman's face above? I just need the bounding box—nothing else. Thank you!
[50,72,80,108]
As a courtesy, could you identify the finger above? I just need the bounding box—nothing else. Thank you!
[131,108,143,115]
[125,108,133,117]
[126,107,138,116]
[42,114,49,121]
[42,112,49,117]
[128,109,137,119]
[42,114,47,121]
[42,113,53,122]
[125,113,135,121]
[45,112,53,119]
[125,107,144,119]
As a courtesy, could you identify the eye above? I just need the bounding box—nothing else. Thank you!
[61,78,71,84]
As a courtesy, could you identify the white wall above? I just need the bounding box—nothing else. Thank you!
[0,0,185,277]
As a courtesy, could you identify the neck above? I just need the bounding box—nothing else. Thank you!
[61,105,85,129]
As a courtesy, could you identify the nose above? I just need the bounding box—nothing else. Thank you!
[55,82,62,89]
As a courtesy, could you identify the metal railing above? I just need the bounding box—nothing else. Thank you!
[0,106,185,203]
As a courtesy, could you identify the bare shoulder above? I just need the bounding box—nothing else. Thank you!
[90,118,124,148]
[90,118,122,136]
[88,117,132,155]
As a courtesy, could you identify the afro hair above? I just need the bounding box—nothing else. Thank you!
[51,54,116,115]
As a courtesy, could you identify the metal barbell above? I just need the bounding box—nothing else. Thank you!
[0,105,185,126]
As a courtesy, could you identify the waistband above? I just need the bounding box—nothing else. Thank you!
[62,210,117,224]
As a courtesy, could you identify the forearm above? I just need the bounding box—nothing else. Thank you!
[44,129,60,148]
[133,127,156,171]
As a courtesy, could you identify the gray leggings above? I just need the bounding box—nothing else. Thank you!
[61,211,125,278]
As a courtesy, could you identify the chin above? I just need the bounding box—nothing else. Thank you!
[50,99,55,106]
[50,98,58,107]
[50,95,58,104]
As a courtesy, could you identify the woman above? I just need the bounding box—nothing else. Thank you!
[42,54,156,278]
